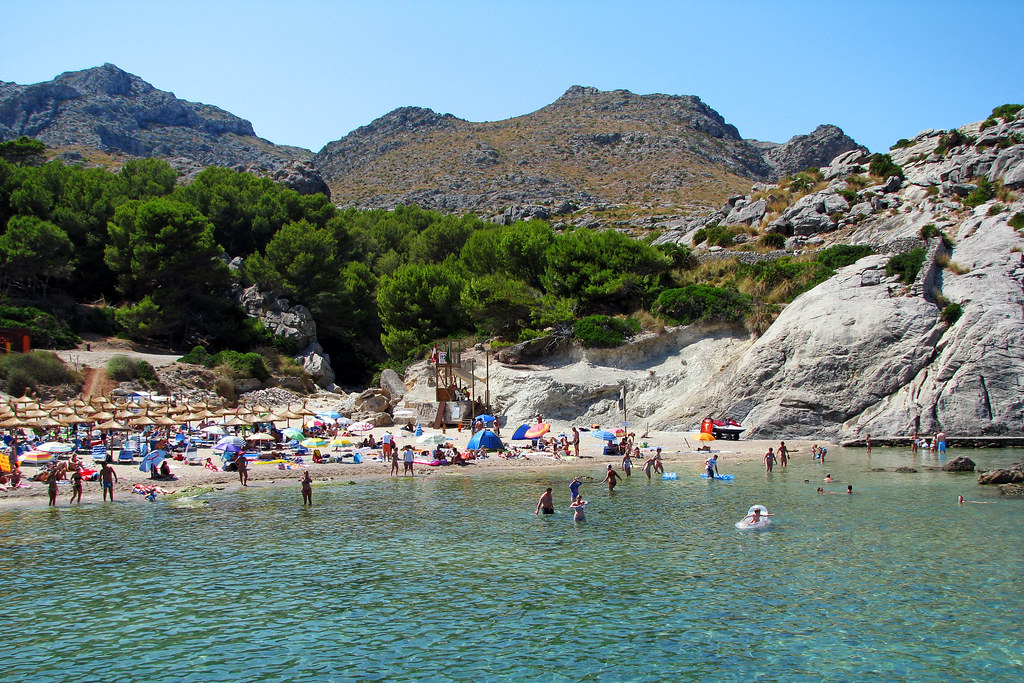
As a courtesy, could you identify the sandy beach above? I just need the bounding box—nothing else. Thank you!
[1,427,832,508]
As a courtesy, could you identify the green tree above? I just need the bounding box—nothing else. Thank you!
[245,219,340,303]
[461,274,537,337]
[0,136,46,166]
[377,263,467,359]
[0,215,75,296]
[120,158,177,200]
[541,228,672,312]
[105,198,229,341]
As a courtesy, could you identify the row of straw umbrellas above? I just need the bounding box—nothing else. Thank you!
[0,394,323,433]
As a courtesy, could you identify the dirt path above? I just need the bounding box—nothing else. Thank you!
[79,367,118,400]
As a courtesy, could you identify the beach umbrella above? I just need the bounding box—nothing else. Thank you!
[316,410,342,420]
[697,432,716,442]
[215,435,246,450]
[139,449,167,473]
[613,428,627,437]
[467,429,503,451]
[510,424,532,441]
[590,430,616,441]
[416,433,447,446]
[36,442,73,454]
[525,423,550,439]
[19,451,54,466]
[350,422,374,432]
[330,436,354,447]
[282,427,304,441]
[304,419,326,429]
[300,438,328,448]
[96,420,128,431]
[201,425,227,435]
[213,441,241,453]
[475,414,496,423]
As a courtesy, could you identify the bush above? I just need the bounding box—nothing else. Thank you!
[107,355,159,387]
[886,248,927,284]
[935,129,975,156]
[0,350,81,394]
[814,244,874,270]
[760,232,786,249]
[868,153,904,179]
[215,350,270,381]
[941,303,963,325]
[178,345,215,367]
[0,305,79,349]
[890,138,912,150]
[654,285,751,325]
[987,204,1005,216]
[990,104,1023,122]
[963,176,994,207]
[919,223,941,240]
[838,188,859,204]
[573,315,639,348]
[1008,212,1024,231]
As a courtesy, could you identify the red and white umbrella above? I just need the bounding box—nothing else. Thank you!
[525,423,550,439]
[349,422,375,432]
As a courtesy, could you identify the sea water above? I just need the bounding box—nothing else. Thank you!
[4,447,1023,682]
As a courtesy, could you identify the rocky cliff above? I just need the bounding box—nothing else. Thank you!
[0,64,314,181]
[402,110,1024,440]
[313,86,862,219]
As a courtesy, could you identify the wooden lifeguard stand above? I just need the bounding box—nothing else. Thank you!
[428,339,491,428]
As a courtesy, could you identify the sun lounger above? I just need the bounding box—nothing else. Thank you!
[184,444,201,465]
[118,448,136,463]
[91,445,107,462]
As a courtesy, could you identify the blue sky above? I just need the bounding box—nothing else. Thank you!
[3,0,1022,154]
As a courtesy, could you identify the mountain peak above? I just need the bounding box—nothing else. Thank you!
[53,62,152,97]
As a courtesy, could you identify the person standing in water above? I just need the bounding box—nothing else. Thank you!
[764,448,776,473]
[535,487,554,515]
[602,465,621,491]
[100,462,117,501]
[621,449,633,477]
[705,453,719,479]
[69,468,83,505]
[642,456,657,479]
[402,444,415,476]
[570,495,587,521]
[300,471,313,505]
[569,477,581,500]
[778,442,789,468]
[47,473,59,507]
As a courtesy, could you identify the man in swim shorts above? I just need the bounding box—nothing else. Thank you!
[536,487,554,515]
[402,444,414,475]
[705,454,719,479]
[571,427,580,457]
[100,462,117,502]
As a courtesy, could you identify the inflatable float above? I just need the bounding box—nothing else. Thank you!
[700,473,734,480]
[735,505,772,530]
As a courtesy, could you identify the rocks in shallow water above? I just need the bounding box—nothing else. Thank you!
[977,468,1024,485]
[894,466,918,473]
[942,456,977,472]
[999,483,1024,496]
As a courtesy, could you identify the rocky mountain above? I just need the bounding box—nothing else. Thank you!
[313,86,863,219]
[0,63,313,181]
[401,109,1024,440]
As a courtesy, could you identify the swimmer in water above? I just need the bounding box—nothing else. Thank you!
[570,494,587,521]
[824,473,834,482]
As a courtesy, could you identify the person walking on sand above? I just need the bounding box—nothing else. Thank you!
[778,441,789,468]
[602,465,621,492]
[535,487,554,515]
[235,452,249,487]
[300,471,313,505]
[571,427,580,458]
[621,450,633,477]
[402,444,414,476]
[100,461,117,501]
[764,447,776,473]
[69,468,83,505]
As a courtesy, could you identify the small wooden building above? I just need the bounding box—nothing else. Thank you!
[0,327,31,354]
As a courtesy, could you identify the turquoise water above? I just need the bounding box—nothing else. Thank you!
[4,447,1023,682]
